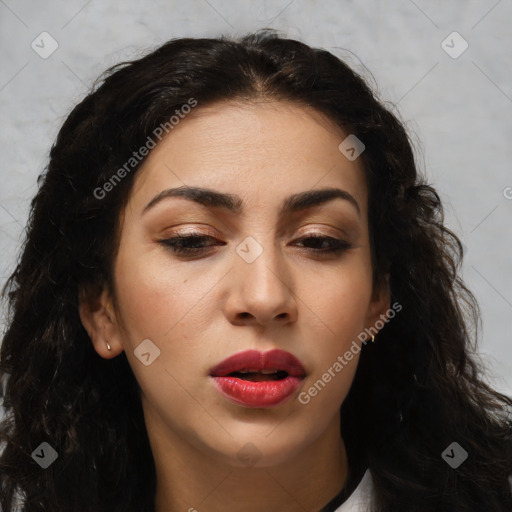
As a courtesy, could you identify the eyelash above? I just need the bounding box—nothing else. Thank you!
[159,233,352,256]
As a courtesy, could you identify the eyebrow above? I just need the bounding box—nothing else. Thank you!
[141,185,361,218]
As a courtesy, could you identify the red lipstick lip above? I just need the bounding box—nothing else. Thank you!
[209,350,306,408]
[209,349,306,378]
[211,376,302,408]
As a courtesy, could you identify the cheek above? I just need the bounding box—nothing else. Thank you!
[298,261,371,404]
[112,253,208,403]
[113,247,221,357]
[112,241,198,349]
[302,262,372,339]
[113,262,178,343]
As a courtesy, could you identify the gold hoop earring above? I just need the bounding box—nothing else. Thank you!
[371,335,375,343]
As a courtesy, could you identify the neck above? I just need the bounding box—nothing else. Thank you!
[147,407,348,512]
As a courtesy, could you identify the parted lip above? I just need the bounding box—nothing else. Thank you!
[209,349,306,378]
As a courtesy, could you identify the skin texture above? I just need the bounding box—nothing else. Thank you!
[79,100,390,512]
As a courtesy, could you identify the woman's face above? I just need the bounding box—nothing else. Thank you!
[84,100,389,468]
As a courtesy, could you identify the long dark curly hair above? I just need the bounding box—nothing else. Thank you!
[1,29,511,512]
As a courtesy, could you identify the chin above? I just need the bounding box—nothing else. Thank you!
[205,432,306,469]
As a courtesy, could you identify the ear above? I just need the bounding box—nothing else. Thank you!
[363,273,391,340]
[78,284,123,359]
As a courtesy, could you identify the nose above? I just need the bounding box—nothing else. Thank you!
[224,236,298,327]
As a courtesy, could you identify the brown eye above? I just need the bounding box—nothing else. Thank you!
[159,233,352,257]
[160,234,224,255]
[293,234,352,254]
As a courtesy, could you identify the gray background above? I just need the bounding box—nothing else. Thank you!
[1,0,511,401]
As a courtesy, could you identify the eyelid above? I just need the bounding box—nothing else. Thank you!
[161,225,220,237]
[158,230,353,257]
[166,225,347,240]
[294,224,352,240]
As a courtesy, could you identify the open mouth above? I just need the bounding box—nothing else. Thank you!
[227,370,289,382]
[209,349,306,407]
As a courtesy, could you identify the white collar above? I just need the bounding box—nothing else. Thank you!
[333,468,374,512]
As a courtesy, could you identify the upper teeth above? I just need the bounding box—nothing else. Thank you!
[238,369,279,374]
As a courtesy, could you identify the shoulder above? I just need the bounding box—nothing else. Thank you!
[333,470,512,511]
[332,468,374,512]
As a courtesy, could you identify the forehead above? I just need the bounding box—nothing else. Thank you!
[129,100,368,215]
